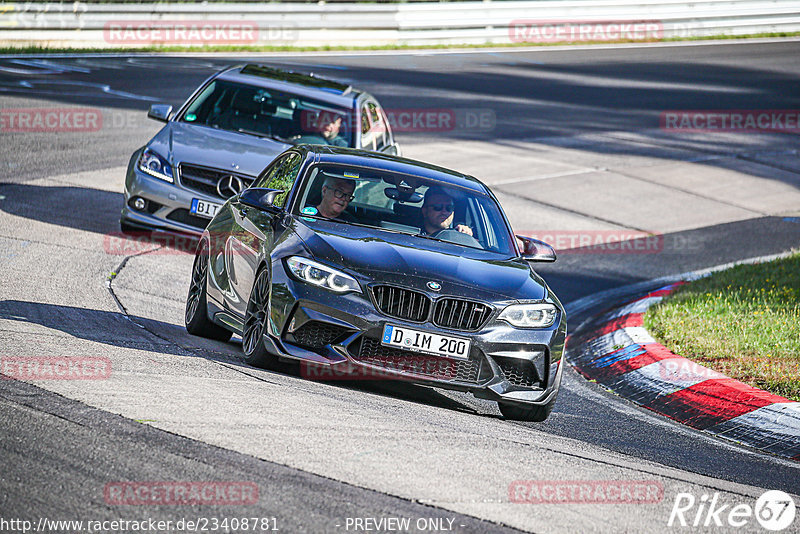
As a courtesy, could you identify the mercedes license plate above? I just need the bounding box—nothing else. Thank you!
[190,198,223,219]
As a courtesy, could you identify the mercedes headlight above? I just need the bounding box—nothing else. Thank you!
[139,148,174,183]
[498,303,558,328]
[286,257,361,293]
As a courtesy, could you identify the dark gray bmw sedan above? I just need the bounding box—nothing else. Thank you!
[185,145,565,421]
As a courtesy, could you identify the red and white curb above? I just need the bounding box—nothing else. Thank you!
[567,282,800,461]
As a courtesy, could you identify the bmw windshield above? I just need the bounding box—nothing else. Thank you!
[179,79,355,147]
[291,164,517,256]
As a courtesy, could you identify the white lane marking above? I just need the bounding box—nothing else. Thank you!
[0,66,57,75]
[10,58,91,73]
[0,79,159,101]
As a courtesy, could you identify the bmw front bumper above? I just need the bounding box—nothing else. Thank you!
[255,262,567,407]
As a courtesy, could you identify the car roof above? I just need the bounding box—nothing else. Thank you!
[298,145,489,194]
[216,64,362,108]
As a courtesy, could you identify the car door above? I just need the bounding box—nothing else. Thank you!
[225,152,303,318]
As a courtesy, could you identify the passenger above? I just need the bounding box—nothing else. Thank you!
[316,176,356,221]
[420,187,473,237]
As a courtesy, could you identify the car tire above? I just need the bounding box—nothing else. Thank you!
[498,399,555,422]
[242,267,279,369]
[185,240,232,342]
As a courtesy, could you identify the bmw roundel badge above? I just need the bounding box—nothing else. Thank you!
[427,281,442,291]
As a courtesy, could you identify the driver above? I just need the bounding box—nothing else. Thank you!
[294,110,348,147]
[420,187,473,237]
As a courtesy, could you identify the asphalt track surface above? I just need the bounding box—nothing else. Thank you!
[1,41,800,533]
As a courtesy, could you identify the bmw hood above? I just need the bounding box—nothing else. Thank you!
[293,219,547,302]
[147,122,290,178]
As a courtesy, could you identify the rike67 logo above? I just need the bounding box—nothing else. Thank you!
[669,490,796,531]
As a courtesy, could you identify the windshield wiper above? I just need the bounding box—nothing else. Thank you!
[235,129,291,144]
[236,128,273,139]
[266,133,290,143]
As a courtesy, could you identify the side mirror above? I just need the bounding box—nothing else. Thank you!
[517,235,557,263]
[239,187,284,210]
[147,104,173,123]
[382,143,401,157]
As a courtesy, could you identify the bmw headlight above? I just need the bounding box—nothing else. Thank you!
[498,303,558,328]
[286,257,361,293]
[138,148,174,183]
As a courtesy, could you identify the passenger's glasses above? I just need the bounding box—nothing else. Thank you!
[331,188,355,201]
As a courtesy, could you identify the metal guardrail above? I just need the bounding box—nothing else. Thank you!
[1,0,799,48]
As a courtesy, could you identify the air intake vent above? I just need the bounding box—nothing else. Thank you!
[350,337,481,383]
[288,321,351,349]
[372,285,431,323]
[433,299,492,331]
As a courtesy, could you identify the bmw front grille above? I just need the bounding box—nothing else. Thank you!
[371,285,493,331]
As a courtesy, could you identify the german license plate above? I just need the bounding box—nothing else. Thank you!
[190,198,222,219]
[381,324,471,360]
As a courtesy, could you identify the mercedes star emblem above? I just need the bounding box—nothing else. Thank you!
[216,175,244,199]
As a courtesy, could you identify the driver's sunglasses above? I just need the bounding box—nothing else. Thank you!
[330,187,355,201]
[430,203,454,212]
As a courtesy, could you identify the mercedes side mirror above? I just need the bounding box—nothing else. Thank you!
[147,104,173,123]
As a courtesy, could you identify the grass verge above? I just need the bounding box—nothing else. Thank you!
[644,252,800,401]
[1,31,799,55]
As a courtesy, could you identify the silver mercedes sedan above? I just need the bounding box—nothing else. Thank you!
[121,63,400,235]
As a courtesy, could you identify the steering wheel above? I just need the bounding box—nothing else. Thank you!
[429,228,482,248]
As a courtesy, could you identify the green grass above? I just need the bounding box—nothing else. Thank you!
[644,252,800,401]
[1,31,799,55]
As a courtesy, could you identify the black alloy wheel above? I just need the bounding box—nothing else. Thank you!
[185,240,232,342]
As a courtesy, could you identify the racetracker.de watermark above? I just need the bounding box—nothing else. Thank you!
[300,357,459,381]
[1,357,111,380]
[104,481,259,506]
[660,110,800,133]
[517,230,664,254]
[509,480,664,504]
[300,108,495,134]
[104,232,200,256]
[0,108,102,133]
[509,20,663,43]
[657,358,799,382]
[103,20,272,45]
